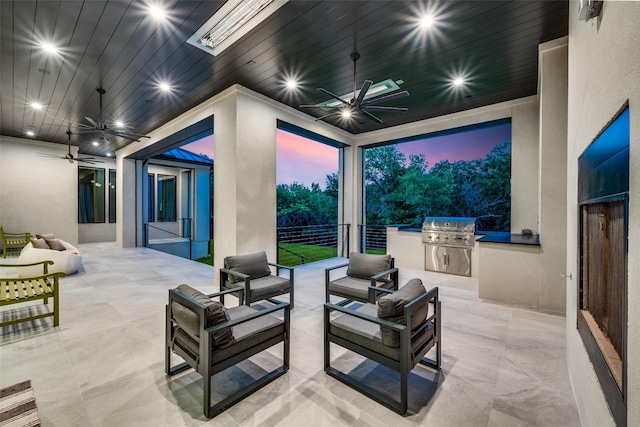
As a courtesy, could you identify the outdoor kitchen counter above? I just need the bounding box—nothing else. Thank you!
[477,233,543,310]
[476,232,540,246]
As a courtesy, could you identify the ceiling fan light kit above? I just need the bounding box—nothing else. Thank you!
[300,52,409,125]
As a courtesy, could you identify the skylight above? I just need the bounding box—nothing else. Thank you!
[188,0,289,56]
[318,79,402,110]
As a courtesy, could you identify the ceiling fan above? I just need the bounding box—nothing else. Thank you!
[71,87,151,142]
[301,52,409,124]
[38,129,104,164]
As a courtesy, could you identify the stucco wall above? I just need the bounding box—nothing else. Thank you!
[0,136,79,245]
[566,1,640,425]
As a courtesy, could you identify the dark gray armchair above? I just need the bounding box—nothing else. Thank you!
[324,279,441,415]
[325,252,399,303]
[220,251,294,308]
[166,284,290,418]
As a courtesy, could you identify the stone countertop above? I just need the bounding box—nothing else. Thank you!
[476,232,540,246]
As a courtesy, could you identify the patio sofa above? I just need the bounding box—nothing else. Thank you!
[18,236,82,276]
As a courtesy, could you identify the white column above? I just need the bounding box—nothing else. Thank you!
[213,90,278,277]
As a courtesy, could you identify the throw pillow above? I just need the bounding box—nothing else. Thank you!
[171,284,234,348]
[31,238,49,249]
[45,238,67,251]
[377,278,427,347]
[223,251,271,283]
[36,233,56,240]
[346,252,392,282]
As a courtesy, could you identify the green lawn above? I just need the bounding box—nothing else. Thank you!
[194,241,386,268]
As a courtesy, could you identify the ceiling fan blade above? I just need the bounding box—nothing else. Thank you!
[43,114,94,130]
[361,110,383,124]
[355,80,373,106]
[300,104,324,109]
[363,105,409,112]
[363,90,410,106]
[317,88,350,107]
[314,111,343,121]
[85,117,98,127]
[107,132,144,142]
[106,130,150,138]
[77,158,104,164]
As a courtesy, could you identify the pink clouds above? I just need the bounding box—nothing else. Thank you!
[276,129,339,189]
[182,134,214,159]
[396,124,511,169]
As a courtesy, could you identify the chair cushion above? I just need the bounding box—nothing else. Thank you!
[45,238,67,251]
[330,302,435,362]
[329,276,395,302]
[225,275,290,298]
[173,305,284,365]
[36,233,56,240]
[171,284,233,348]
[346,252,392,282]
[377,278,427,347]
[224,251,272,283]
[30,238,49,249]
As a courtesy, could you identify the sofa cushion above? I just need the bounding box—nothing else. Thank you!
[377,278,427,347]
[30,238,49,249]
[36,233,56,240]
[171,284,233,348]
[45,238,67,251]
[224,251,272,283]
[346,252,392,282]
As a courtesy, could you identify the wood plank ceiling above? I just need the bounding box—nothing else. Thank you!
[0,1,568,157]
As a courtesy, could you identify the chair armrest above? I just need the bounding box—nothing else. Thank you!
[0,260,55,274]
[220,268,249,281]
[370,267,399,283]
[324,302,406,332]
[325,262,349,273]
[206,301,290,333]
[268,262,292,271]
[367,285,394,302]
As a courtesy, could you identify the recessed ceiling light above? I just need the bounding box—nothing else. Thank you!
[106,152,112,157]
[26,130,35,137]
[40,42,59,54]
[341,109,352,119]
[30,102,43,110]
[149,5,166,20]
[115,120,124,128]
[420,15,434,28]
[159,82,171,92]
[92,141,100,146]
[285,79,297,89]
[453,77,465,87]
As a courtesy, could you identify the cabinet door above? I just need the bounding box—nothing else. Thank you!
[425,245,447,272]
[444,247,472,276]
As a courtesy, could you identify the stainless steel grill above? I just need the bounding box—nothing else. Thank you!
[422,217,476,276]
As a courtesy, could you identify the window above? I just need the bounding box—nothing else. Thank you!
[78,167,105,223]
[148,174,155,222]
[158,175,176,221]
[363,120,511,232]
[108,169,116,223]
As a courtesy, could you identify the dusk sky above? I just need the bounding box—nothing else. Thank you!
[276,129,338,189]
[181,122,510,187]
[393,123,512,170]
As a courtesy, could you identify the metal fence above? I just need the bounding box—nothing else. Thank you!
[144,218,193,259]
[358,224,387,254]
[277,224,350,267]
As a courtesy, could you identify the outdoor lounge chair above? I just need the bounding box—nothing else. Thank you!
[324,278,441,415]
[166,284,290,418]
[325,252,398,303]
[0,225,31,258]
[220,251,294,308]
